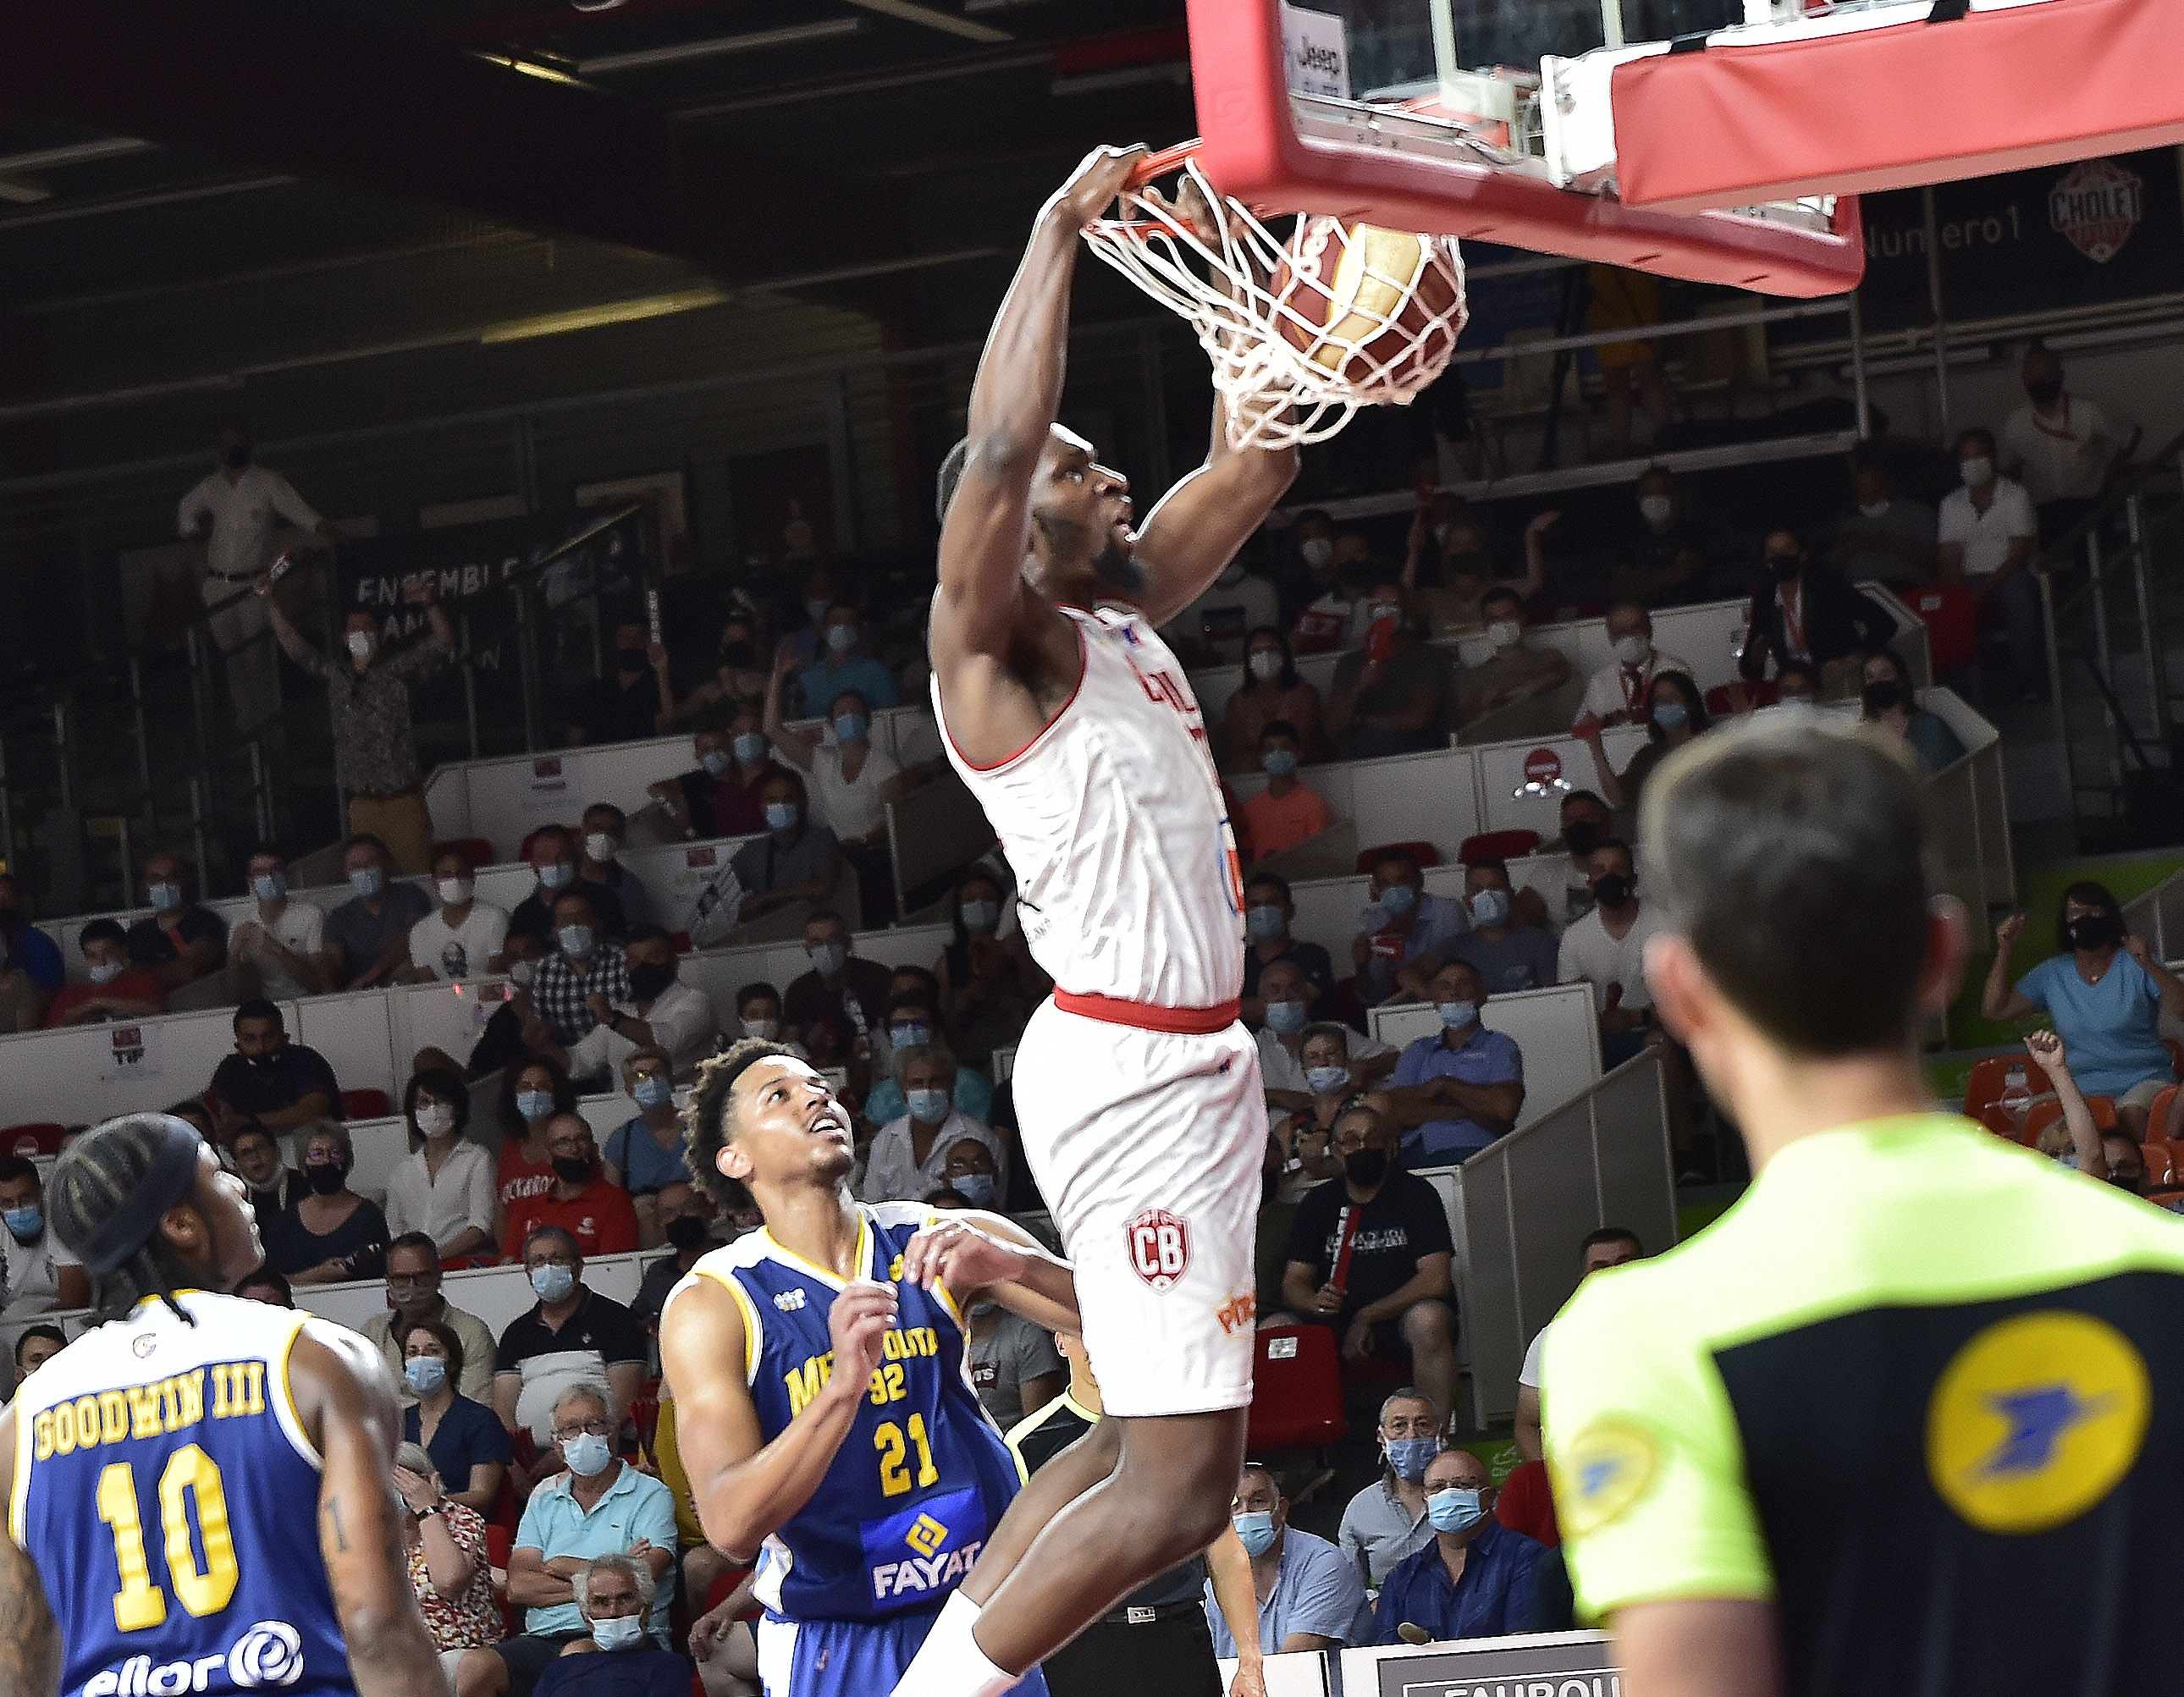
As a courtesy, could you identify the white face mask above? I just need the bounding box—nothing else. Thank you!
[436,877,472,906]
[744,1017,780,1041]
[415,1102,455,1138]
[1248,651,1283,681]
[1299,536,1333,570]
[1612,633,1651,666]
[584,832,617,863]
[1858,500,1889,520]
[345,629,374,661]
[1486,620,1522,650]
[1638,495,1673,526]
[1961,457,1993,488]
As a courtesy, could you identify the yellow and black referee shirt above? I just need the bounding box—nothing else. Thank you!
[1544,1113,2184,1693]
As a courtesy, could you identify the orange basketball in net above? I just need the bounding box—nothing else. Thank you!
[1270,218,1467,404]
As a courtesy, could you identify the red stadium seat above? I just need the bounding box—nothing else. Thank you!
[1459,830,1540,863]
[433,838,497,871]
[2021,1094,2117,1149]
[1964,1055,2046,1129]
[1246,1325,1345,1452]
[340,1089,391,1121]
[1909,583,1977,673]
[671,932,692,955]
[1356,841,1440,875]
[2153,1085,2180,1144]
[3,1123,64,1158]
[2141,1134,2181,1190]
[486,1522,519,1636]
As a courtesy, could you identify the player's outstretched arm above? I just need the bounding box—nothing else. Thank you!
[291,1323,455,1697]
[1128,389,1299,627]
[899,1211,1078,1336]
[0,1413,61,1697]
[934,146,1144,669]
[659,1273,896,1559]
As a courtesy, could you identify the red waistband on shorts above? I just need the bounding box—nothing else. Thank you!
[1051,989,1240,1034]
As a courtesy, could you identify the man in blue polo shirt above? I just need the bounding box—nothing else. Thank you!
[1387,961,1525,1165]
[1373,1447,1545,1644]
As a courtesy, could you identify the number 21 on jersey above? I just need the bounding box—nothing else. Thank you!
[97,1445,239,1630]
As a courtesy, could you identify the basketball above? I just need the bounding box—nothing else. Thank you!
[1269,218,1466,403]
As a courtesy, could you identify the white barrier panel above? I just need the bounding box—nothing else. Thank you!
[294,1248,665,1337]
[0,1000,297,1125]
[1229,747,1481,863]
[621,838,759,934]
[1279,852,1575,968]
[1341,1630,1618,1695]
[346,1115,410,1201]
[1922,684,2015,948]
[990,1045,1015,1086]
[888,771,995,915]
[402,978,512,1069]
[1371,982,1602,1131]
[1470,725,1647,839]
[1216,1653,1327,1696]
[2126,870,2184,964]
[681,924,955,1024]
[1423,1053,1677,1427]
[293,990,401,1102]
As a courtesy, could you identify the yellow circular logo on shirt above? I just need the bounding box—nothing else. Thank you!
[1926,1310,2149,1534]
[1556,1419,1658,1539]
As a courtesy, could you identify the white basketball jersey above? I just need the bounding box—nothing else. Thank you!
[935,604,1244,1007]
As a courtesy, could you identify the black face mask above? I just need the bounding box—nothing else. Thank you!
[1767,554,1801,582]
[1563,820,1603,861]
[665,1215,712,1254]
[2027,379,2063,409]
[1594,873,1635,910]
[305,1162,350,1195]
[629,962,676,1001]
[720,642,756,669]
[223,443,252,470]
[246,1050,282,1072]
[616,649,646,675]
[553,1156,595,1184]
[2068,913,2123,951]
[1861,680,1905,717]
[1344,1148,1389,1187]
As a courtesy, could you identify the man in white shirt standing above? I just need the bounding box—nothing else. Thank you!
[228,843,331,1000]
[176,421,339,741]
[1579,601,1694,728]
[2001,344,2139,545]
[1937,427,2041,699]
[1557,838,1666,1072]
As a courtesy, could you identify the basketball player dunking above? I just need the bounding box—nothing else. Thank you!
[889,146,1299,1697]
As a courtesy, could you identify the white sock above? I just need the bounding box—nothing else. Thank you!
[891,1590,1018,1697]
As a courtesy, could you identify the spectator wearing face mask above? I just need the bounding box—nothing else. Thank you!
[766,660,913,926]
[1613,467,1732,609]
[532,1556,686,1697]
[863,992,995,1127]
[208,998,339,1136]
[1222,627,1325,774]
[1739,529,1895,699]
[228,1118,305,1225]
[1577,669,1707,839]
[938,1140,1002,1210]
[1939,426,2041,699]
[1448,861,1555,994]
[1258,960,1395,1117]
[783,910,889,1047]
[649,715,780,840]
[733,983,786,1045]
[796,602,900,717]
[1407,504,1539,638]
[1210,1463,1371,1656]
[370,1235,500,1409]
[1329,584,1451,760]
[1558,840,1665,1070]
[858,1044,1006,1203]
[577,804,652,930]
[726,770,842,928]
[663,610,770,730]
[327,833,433,989]
[1270,1022,1385,1199]
[403,845,511,984]
[1240,720,1335,861]
[559,928,716,1083]
[935,871,1043,1066]
[1241,873,1336,1023]
[493,1231,649,1452]
[1984,883,2184,1142]
[499,1057,578,1215]
[1339,1389,1444,1590]
[385,1067,498,1263]
[228,842,332,1000]
[2002,344,2139,545]
[1578,602,1694,730]
[1166,554,1282,669]
[521,890,631,1064]
[1513,1226,1643,1463]
[0,874,63,994]
[631,1192,724,1331]
[1859,649,1966,773]
[503,1113,639,1262]
[1387,961,1524,1165]
[1287,512,1365,653]
[263,1119,389,1284]
[124,851,229,995]
[569,620,673,747]
[1352,851,1470,1008]
[1371,1448,1544,1645]
[964,1297,1064,1430]
[1457,584,1571,727]
[1830,455,1938,589]
[46,919,167,1027]
[603,1049,689,1246]
[510,825,626,951]
[0,1157,87,1323]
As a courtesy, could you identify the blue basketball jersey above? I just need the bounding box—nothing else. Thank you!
[11,1292,352,1697]
[691,1203,1024,1623]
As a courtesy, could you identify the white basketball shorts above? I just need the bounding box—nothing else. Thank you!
[1011,995,1267,1418]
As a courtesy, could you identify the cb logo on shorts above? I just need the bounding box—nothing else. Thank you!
[1126,1209,1191,1291]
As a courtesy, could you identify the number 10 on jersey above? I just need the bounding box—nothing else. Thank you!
[97,1445,239,1630]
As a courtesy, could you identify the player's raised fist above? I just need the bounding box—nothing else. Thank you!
[827,1279,897,1386]
[1054,145,1149,228]
[902,1215,1029,1298]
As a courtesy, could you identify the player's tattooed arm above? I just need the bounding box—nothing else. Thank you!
[0,1528,60,1697]
[901,1212,1079,1335]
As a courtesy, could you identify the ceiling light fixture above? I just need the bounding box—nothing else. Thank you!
[579,19,861,74]
[479,286,728,344]
[845,0,1011,45]
[472,52,589,86]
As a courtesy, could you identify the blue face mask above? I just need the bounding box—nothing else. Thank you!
[1378,884,1417,917]
[633,1076,674,1110]
[1305,1064,1350,1095]
[348,867,384,900]
[1652,702,1689,732]
[1245,905,1286,941]
[1386,1436,1439,1483]
[891,1023,933,1050]
[1437,1000,1477,1029]
[403,1356,447,1396]
[809,943,847,978]
[907,1088,951,1122]
[517,1089,554,1122]
[825,622,858,654]
[538,862,575,890]
[147,881,181,912]
[765,802,800,832]
[1233,1511,1278,1558]
[960,901,1000,934]
[833,714,869,744]
[701,749,734,777]
[589,1614,645,1651]
[1265,1000,1307,1034]
[733,732,768,765]
[1261,748,1299,777]
[3,1204,41,1242]
[951,1173,995,1208]
[561,1432,613,1477]
[1426,1486,1487,1535]
[529,1263,576,1303]
[251,872,286,902]
[1469,889,1509,928]
[558,925,594,959]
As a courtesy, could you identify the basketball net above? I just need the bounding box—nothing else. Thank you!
[1081,155,1468,452]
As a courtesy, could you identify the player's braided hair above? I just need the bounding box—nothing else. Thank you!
[47,1114,201,1325]
[685,1038,797,1210]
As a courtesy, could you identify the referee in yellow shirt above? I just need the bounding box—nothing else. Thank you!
[1544,714,2184,1696]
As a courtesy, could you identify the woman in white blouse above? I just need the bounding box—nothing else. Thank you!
[383,1066,499,1263]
